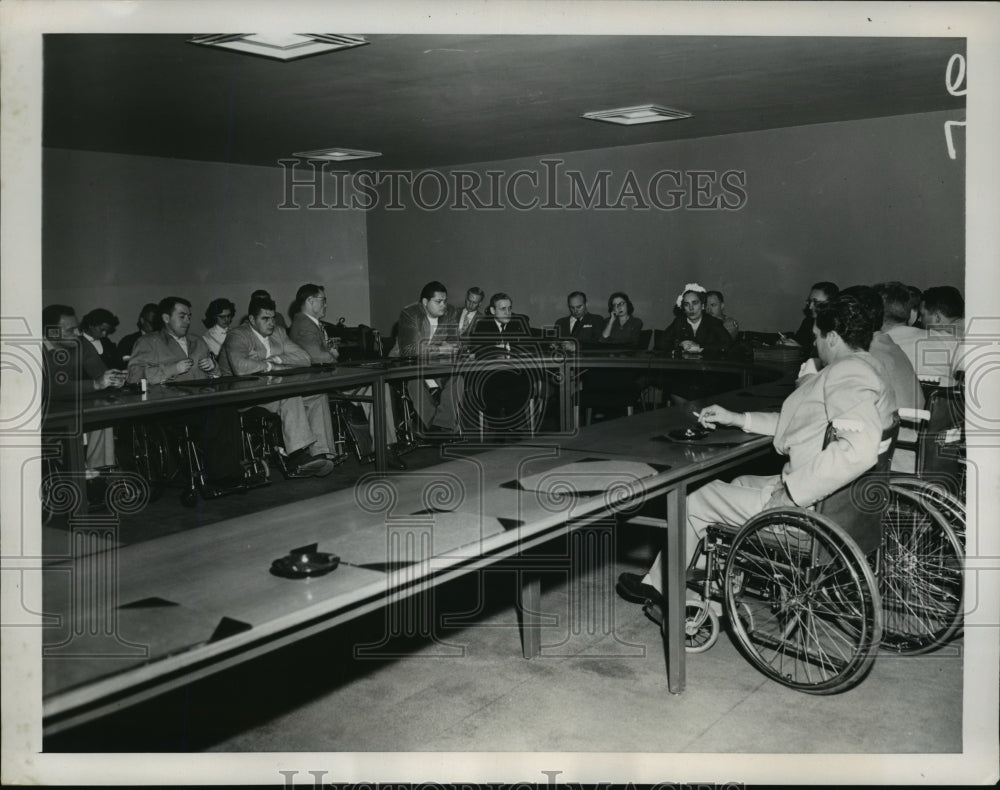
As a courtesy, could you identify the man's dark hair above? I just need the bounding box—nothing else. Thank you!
[203,297,236,328]
[251,289,271,300]
[137,302,160,329]
[814,295,872,351]
[295,283,324,303]
[567,291,587,304]
[158,296,191,319]
[248,295,277,318]
[811,281,839,300]
[608,291,635,315]
[706,290,725,303]
[81,308,120,333]
[420,281,448,302]
[489,292,512,311]
[921,286,964,319]
[839,285,884,334]
[466,286,485,300]
[42,304,75,332]
[873,282,911,325]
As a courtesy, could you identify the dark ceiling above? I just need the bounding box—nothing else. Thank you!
[43,34,966,171]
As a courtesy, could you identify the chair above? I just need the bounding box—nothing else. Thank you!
[654,417,900,694]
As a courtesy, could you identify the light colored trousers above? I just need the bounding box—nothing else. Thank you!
[258,394,335,456]
[642,474,781,593]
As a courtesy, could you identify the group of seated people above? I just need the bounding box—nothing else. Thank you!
[42,285,408,504]
[42,274,965,510]
[616,279,965,619]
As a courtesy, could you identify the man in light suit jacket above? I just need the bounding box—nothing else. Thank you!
[126,296,245,485]
[456,287,485,337]
[221,295,335,477]
[554,291,603,348]
[394,280,461,433]
[289,283,404,468]
[618,296,897,606]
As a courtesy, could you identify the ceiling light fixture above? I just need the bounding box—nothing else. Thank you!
[292,147,383,162]
[582,104,692,126]
[188,34,369,61]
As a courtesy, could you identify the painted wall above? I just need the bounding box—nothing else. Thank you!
[366,110,964,335]
[42,149,370,333]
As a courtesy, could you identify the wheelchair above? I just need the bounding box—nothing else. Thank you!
[878,385,966,654]
[645,417,895,693]
[648,409,967,693]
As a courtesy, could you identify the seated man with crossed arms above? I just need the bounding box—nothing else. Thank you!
[220,295,336,477]
[617,295,897,609]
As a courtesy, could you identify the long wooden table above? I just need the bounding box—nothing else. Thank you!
[41,368,790,734]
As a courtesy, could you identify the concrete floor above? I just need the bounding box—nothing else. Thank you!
[46,526,963,754]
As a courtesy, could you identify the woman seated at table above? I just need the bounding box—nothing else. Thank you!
[660,283,732,356]
[599,291,643,347]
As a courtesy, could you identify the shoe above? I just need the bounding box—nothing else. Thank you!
[616,572,662,606]
[295,455,336,478]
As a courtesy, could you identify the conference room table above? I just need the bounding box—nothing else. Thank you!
[43,348,786,474]
[40,354,795,735]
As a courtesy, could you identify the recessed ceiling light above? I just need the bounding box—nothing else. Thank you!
[582,104,692,126]
[188,34,369,61]
[292,147,383,162]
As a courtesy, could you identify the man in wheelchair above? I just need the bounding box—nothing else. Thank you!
[618,295,898,609]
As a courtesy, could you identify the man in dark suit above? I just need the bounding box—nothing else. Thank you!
[394,280,461,433]
[554,291,602,349]
[469,293,536,432]
[117,303,160,360]
[42,304,126,477]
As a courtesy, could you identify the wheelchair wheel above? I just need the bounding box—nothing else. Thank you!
[723,508,882,694]
[684,601,720,653]
[879,485,964,654]
[890,475,965,540]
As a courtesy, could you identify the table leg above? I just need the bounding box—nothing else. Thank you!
[519,571,542,658]
[663,486,687,693]
[372,380,387,472]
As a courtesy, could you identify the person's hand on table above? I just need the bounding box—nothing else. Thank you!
[764,483,796,510]
[694,404,743,429]
[197,356,216,373]
[776,332,800,347]
[680,340,703,353]
[95,369,126,390]
[174,357,195,376]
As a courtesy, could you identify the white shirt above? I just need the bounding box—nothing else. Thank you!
[459,309,476,334]
[687,317,702,334]
[250,326,272,359]
[569,316,577,333]
[203,324,227,356]
[167,331,189,356]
